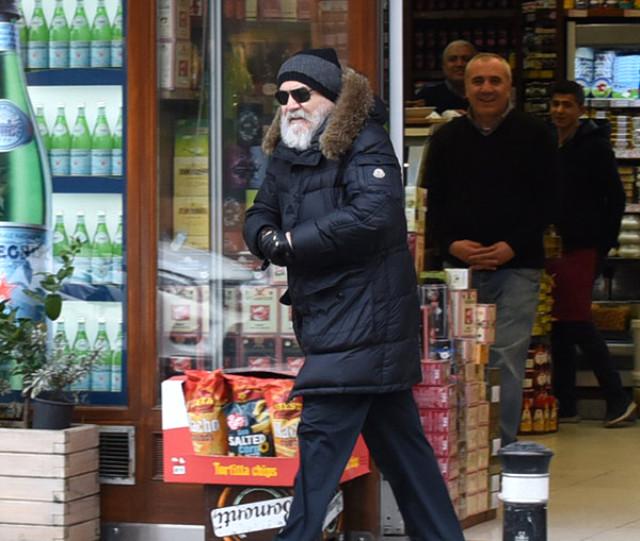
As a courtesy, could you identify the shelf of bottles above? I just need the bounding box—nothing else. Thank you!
[21,0,127,405]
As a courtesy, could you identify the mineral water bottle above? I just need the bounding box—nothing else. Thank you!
[53,318,70,356]
[49,0,69,69]
[69,0,90,68]
[15,3,25,65]
[52,211,69,273]
[111,105,122,176]
[70,317,91,391]
[111,212,123,285]
[71,211,92,283]
[27,0,47,69]
[50,103,71,175]
[91,102,111,175]
[90,0,111,68]
[0,1,52,320]
[70,103,91,176]
[34,103,50,150]
[111,0,123,68]
[91,318,111,392]
[90,210,112,285]
[111,321,123,392]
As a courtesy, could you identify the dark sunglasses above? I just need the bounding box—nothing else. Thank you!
[274,87,313,106]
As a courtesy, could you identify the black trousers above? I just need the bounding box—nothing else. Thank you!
[551,321,627,417]
[275,390,464,541]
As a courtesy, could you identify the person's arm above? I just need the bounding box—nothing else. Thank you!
[243,168,281,258]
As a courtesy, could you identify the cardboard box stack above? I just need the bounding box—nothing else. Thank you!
[413,270,500,521]
[158,0,192,90]
[405,186,427,276]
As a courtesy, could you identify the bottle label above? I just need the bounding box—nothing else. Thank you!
[49,42,70,68]
[0,23,18,52]
[111,362,122,392]
[111,40,123,68]
[50,149,70,175]
[112,148,123,176]
[0,225,48,320]
[0,100,34,152]
[27,42,48,69]
[91,358,112,392]
[71,149,91,175]
[70,42,90,67]
[90,42,111,67]
[91,149,111,176]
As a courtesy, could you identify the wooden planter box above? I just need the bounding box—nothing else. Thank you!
[0,424,100,541]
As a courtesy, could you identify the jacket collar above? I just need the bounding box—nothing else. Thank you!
[262,68,375,161]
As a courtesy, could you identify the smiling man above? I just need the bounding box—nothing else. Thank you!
[424,53,558,446]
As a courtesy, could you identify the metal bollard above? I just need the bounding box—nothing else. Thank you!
[498,441,554,541]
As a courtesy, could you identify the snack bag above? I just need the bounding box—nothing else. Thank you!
[264,379,303,458]
[224,375,274,457]
[184,370,229,456]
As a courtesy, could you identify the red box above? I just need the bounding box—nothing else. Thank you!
[413,384,457,409]
[162,377,370,486]
[425,430,458,458]
[419,408,456,433]
[437,455,459,481]
[419,360,450,386]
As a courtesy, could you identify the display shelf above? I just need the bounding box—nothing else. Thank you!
[53,177,125,194]
[26,68,125,87]
[587,98,640,108]
[415,9,518,20]
[62,283,125,303]
[615,151,640,159]
[567,8,640,18]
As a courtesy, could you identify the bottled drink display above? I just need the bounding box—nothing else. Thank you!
[91,101,111,175]
[53,317,70,356]
[16,4,26,65]
[90,210,112,284]
[52,210,69,272]
[27,0,48,69]
[71,210,92,283]
[110,0,122,68]
[49,0,69,68]
[111,320,123,392]
[50,103,70,174]
[70,0,91,68]
[111,212,122,285]
[91,318,112,391]
[90,0,111,68]
[34,102,50,150]
[111,104,122,175]
[0,1,51,319]
[71,316,91,390]
[70,102,91,175]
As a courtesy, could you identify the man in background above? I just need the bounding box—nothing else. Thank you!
[548,80,635,427]
[425,53,557,445]
[415,40,476,113]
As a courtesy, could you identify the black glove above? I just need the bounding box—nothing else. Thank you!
[258,227,294,267]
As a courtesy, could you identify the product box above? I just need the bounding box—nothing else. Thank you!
[407,233,425,275]
[158,39,192,90]
[437,455,459,481]
[419,408,456,433]
[241,335,277,368]
[450,289,477,338]
[413,384,457,409]
[421,284,449,339]
[280,337,304,373]
[477,400,490,425]
[425,430,458,458]
[419,360,451,386]
[279,300,294,335]
[405,208,426,234]
[270,265,288,286]
[405,186,427,210]
[162,376,370,485]
[190,0,204,15]
[241,286,279,334]
[174,196,210,237]
[476,304,497,344]
[158,0,191,40]
[445,268,472,290]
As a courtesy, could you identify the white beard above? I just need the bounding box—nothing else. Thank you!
[280,102,334,151]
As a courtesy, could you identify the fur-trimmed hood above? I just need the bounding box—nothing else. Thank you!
[262,68,375,161]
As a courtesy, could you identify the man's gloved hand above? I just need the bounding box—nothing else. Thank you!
[258,227,294,267]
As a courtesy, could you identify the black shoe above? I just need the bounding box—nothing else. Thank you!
[604,401,637,428]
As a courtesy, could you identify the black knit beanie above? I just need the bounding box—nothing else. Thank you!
[277,48,342,102]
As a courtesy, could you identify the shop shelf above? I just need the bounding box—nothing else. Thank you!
[415,9,518,20]
[26,68,125,86]
[615,151,640,159]
[53,176,125,194]
[587,98,640,108]
[567,8,640,18]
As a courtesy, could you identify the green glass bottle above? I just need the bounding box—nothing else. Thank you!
[53,317,71,356]
[111,212,123,286]
[71,210,92,283]
[90,0,111,68]
[70,103,91,176]
[0,2,51,321]
[49,0,69,69]
[111,0,123,68]
[91,318,111,392]
[27,0,48,69]
[69,0,90,68]
[111,105,122,176]
[50,103,70,175]
[90,210,111,285]
[111,321,123,392]
[52,210,69,273]
[91,101,111,176]
[70,317,91,391]
[16,4,26,66]
[34,103,50,150]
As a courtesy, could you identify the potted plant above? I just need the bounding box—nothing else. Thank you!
[0,240,98,429]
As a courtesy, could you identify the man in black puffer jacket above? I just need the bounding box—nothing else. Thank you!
[244,48,464,541]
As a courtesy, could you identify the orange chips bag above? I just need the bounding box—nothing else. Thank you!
[184,370,228,456]
[264,379,303,458]
[223,375,274,457]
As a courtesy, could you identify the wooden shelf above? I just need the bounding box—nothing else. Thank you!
[415,9,517,20]
[567,8,640,18]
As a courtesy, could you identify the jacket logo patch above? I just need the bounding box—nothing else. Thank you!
[373,168,386,179]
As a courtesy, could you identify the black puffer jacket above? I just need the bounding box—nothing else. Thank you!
[556,120,625,254]
[244,69,421,396]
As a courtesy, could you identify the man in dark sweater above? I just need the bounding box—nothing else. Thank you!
[425,53,557,445]
[415,40,476,114]
[547,80,635,427]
